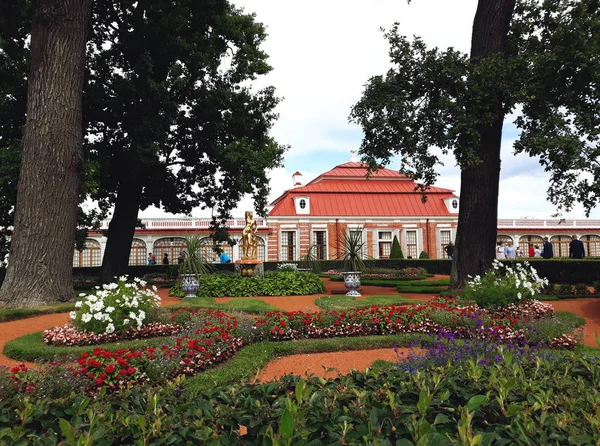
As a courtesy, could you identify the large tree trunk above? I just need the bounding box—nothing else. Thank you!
[450,0,516,288]
[0,0,92,307]
[100,170,143,284]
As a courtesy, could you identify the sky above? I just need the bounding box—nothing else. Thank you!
[139,0,600,221]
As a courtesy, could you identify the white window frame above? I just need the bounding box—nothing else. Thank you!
[280,229,299,261]
[311,229,328,260]
[377,230,393,259]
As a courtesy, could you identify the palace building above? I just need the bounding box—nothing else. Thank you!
[74,160,600,267]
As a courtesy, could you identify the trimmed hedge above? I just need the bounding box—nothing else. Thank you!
[170,271,326,298]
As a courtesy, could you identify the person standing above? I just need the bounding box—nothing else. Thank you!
[528,244,535,257]
[504,241,516,259]
[534,245,542,257]
[444,241,455,259]
[496,242,505,259]
[148,253,154,265]
[569,235,585,259]
[542,237,554,259]
[163,253,170,265]
[178,252,185,264]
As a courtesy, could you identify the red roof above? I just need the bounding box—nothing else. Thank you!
[269,162,457,217]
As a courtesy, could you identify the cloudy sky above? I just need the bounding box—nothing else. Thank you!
[140,0,600,221]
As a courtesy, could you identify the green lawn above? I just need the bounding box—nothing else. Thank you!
[0,303,75,323]
[315,294,425,310]
[173,297,281,313]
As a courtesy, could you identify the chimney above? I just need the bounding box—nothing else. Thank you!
[350,149,358,163]
[292,171,302,187]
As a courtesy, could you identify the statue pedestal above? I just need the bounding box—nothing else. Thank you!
[235,259,264,278]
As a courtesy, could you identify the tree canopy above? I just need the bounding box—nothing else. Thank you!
[350,0,600,285]
[351,0,600,216]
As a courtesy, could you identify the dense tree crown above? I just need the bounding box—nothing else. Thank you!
[351,0,600,286]
[351,0,600,216]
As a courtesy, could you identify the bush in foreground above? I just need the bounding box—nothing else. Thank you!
[2,345,600,443]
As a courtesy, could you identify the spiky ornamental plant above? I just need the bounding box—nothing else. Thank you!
[338,229,368,272]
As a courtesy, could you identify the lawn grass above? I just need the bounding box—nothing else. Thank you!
[314,295,426,310]
[555,311,586,327]
[172,297,281,313]
[3,332,180,362]
[184,333,432,396]
[0,303,76,323]
[326,275,428,282]
[395,285,447,294]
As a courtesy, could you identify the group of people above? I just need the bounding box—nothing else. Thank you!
[496,235,586,259]
[147,252,177,265]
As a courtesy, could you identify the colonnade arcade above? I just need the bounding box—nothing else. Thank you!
[497,234,600,257]
[73,235,267,267]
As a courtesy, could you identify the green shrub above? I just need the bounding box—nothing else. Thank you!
[460,260,547,309]
[170,271,325,298]
[72,278,161,334]
[3,348,600,443]
[389,235,403,259]
[418,250,429,259]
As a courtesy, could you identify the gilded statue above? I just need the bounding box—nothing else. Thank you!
[241,210,258,260]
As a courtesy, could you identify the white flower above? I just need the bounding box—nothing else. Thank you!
[82,313,92,323]
[119,275,128,282]
[517,292,522,300]
[105,323,115,334]
[152,285,158,292]
[94,313,104,321]
[69,311,76,320]
[105,306,115,313]
[123,318,130,324]
[75,301,83,308]
[139,280,147,287]
[129,312,136,319]
[78,293,87,297]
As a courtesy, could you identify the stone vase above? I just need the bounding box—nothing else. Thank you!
[180,274,199,298]
[341,271,362,296]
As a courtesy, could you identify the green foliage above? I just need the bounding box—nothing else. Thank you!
[460,261,548,309]
[389,235,403,259]
[179,235,212,279]
[4,346,600,442]
[315,295,425,310]
[72,279,160,334]
[0,303,75,323]
[170,298,280,314]
[170,271,325,298]
[418,250,429,259]
[86,0,286,241]
[298,245,322,273]
[350,2,600,216]
[338,229,368,272]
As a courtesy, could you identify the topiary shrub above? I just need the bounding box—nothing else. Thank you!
[418,250,429,259]
[170,271,325,298]
[389,235,403,259]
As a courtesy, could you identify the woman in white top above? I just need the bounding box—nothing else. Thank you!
[497,242,505,259]
[534,245,542,257]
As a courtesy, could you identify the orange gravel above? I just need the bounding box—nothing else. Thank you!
[257,347,424,382]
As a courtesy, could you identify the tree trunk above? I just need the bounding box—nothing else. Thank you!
[0,0,92,308]
[100,171,143,284]
[450,0,516,288]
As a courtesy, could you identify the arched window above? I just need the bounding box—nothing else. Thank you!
[73,239,101,267]
[197,237,234,262]
[496,235,513,244]
[153,238,186,265]
[581,235,600,257]
[550,235,571,257]
[518,235,544,256]
[128,238,147,266]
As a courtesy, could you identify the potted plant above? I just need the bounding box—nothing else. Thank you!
[179,235,211,298]
[338,229,367,296]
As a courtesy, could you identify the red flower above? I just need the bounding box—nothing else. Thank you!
[95,377,104,386]
[105,364,116,374]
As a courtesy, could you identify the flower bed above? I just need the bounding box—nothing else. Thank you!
[30,295,581,393]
